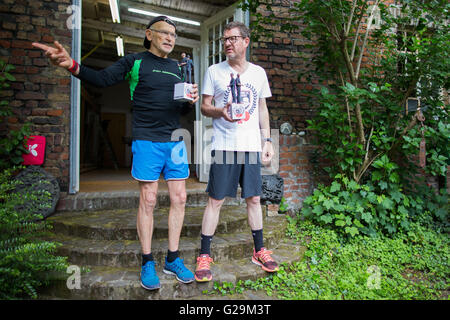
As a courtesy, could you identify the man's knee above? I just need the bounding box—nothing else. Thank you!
[170,190,187,206]
[140,186,157,211]
[246,196,261,207]
[208,197,225,210]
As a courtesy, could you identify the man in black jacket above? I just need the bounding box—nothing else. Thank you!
[33,16,198,290]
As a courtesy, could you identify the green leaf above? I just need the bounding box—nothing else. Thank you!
[361,211,373,223]
[381,197,394,210]
[372,170,383,181]
[397,205,408,215]
[389,190,403,203]
[312,205,324,215]
[345,226,359,236]
[319,214,333,224]
[4,72,15,82]
[348,180,359,191]
[330,181,341,193]
[335,220,346,227]
[366,192,377,204]
[379,181,388,190]
[323,199,334,210]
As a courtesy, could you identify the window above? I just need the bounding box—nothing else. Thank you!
[207,15,234,67]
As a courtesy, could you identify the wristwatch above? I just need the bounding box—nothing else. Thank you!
[263,138,272,143]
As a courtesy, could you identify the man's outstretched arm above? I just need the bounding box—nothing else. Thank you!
[33,40,133,88]
[32,40,79,75]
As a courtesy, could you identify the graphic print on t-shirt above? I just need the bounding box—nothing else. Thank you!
[222,77,258,124]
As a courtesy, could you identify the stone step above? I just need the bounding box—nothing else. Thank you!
[56,190,245,212]
[39,240,306,300]
[47,216,285,268]
[48,206,249,241]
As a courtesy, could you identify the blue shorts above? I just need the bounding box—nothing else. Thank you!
[131,140,189,182]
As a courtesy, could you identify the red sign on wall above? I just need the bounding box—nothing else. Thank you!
[22,135,46,165]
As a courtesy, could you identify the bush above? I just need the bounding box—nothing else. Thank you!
[0,59,31,171]
[0,167,68,299]
[300,173,448,238]
[241,218,449,300]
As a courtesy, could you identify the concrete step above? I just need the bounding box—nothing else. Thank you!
[56,190,245,212]
[39,239,306,300]
[46,216,285,268]
[48,206,249,241]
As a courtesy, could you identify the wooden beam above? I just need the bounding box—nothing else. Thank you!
[83,18,200,48]
[120,0,208,22]
[120,13,200,36]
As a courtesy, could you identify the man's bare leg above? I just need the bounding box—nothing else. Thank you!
[246,195,279,272]
[167,179,187,252]
[163,179,194,283]
[194,196,225,282]
[137,181,158,255]
[246,195,263,231]
[201,196,226,236]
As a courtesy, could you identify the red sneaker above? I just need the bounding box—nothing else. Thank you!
[194,254,213,282]
[252,247,279,272]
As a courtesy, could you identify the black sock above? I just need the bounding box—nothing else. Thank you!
[252,229,264,253]
[200,234,213,255]
[142,253,154,266]
[167,250,179,263]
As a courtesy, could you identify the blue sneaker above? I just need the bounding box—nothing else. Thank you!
[163,257,194,284]
[140,261,160,290]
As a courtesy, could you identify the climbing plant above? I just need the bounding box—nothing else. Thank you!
[242,0,449,236]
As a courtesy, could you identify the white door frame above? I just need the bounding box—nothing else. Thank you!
[69,1,247,192]
[69,0,82,194]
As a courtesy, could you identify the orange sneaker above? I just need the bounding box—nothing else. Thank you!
[194,254,214,282]
[252,247,279,272]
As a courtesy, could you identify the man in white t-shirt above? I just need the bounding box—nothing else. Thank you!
[194,22,279,282]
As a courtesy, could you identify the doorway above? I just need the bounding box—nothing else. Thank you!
[70,0,245,193]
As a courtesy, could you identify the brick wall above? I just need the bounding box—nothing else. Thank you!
[278,134,312,209]
[250,2,327,209]
[250,1,324,132]
[0,0,72,191]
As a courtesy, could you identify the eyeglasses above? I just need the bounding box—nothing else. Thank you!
[149,29,177,39]
[221,36,245,44]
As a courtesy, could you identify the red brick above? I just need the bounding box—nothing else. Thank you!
[257,55,268,61]
[280,172,289,178]
[28,50,42,58]
[33,58,48,66]
[280,165,294,172]
[11,40,33,49]
[8,56,25,65]
[16,91,45,100]
[273,49,291,57]
[0,40,11,49]
[12,49,27,56]
[42,35,54,43]
[25,66,40,74]
[47,109,63,116]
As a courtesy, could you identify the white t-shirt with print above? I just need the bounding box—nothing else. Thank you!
[202,61,272,152]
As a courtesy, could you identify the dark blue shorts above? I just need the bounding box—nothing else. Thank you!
[131,140,189,182]
[206,150,262,200]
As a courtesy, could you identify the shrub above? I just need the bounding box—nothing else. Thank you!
[0,167,68,299]
[300,173,448,238]
[0,59,31,171]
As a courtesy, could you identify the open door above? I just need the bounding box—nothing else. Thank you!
[196,3,247,182]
